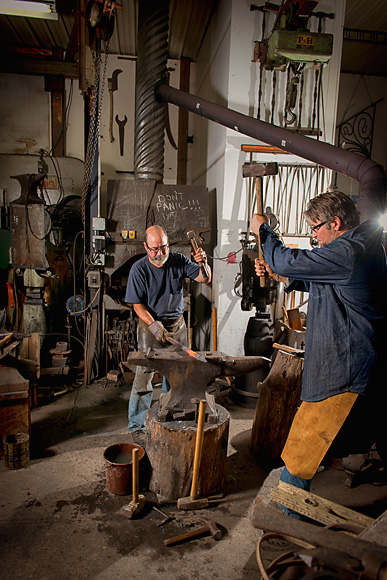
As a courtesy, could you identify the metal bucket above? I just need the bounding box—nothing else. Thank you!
[4,432,30,469]
[103,442,145,495]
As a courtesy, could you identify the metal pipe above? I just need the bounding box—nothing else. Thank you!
[156,83,386,221]
[134,0,169,182]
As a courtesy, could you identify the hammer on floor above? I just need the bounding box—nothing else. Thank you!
[164,517,222,547]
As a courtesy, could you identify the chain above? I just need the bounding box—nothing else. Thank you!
[271,70,277,125]
[81,40,110,225]
[297,70,304,131]
[311,66,320,136]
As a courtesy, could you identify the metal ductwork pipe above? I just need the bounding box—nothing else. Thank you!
[156,84,386,221]
[134,0,169,182]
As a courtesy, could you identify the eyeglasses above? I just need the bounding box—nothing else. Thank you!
[310,221,328,233]
[146,243,169,254]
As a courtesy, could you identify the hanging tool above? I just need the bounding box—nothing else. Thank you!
[122,447,146,519]
[164,517,222,547]
[187,230,209,279]
[108,68,122,142]
[177,400,209,510]
[165,335,207,363]
[115,114,127,156]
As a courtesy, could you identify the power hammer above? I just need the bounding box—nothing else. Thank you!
[187,230,209,279]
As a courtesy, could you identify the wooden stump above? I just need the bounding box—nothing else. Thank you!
[251,349,303,463]
[145,404,230,501]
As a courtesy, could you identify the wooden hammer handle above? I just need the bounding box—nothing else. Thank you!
[255,177,265,288]
[188,236,209,279]
[190,400,206,500]
[132,447,139,503]
[164,526,209,547]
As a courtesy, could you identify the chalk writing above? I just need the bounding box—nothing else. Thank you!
[155,191,202,214]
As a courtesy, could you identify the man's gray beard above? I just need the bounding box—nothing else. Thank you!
[151,254,169,266]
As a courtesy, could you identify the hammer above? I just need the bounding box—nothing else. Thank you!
[122,448,146,519]
[177,400,209,510]
[242,162,278,287]
[164,517,222,547]
[187,230,209,279]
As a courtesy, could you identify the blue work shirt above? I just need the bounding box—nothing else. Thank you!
[125,252,200,320]
[260,221,387,402]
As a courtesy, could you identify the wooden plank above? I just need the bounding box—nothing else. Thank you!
[270,481,374,529]
[359,511,387,548]
[0,56,78,78]
[241,144,289,154]
[248,498,387,561]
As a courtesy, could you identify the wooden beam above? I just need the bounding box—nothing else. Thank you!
[0,56,78,78]
[241,144,289,154]
[177,57,190,185]
[44,75,65,157]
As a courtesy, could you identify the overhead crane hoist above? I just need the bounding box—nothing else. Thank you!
[252,0,334,127]
[253,0,334,72]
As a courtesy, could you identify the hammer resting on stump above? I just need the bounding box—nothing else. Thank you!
[177,400,209,510]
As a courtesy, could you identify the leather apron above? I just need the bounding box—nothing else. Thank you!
[281,391,358,479]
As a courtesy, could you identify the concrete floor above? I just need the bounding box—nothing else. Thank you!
[1,376,386,580]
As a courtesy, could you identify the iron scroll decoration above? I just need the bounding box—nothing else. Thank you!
[337,100,383,159]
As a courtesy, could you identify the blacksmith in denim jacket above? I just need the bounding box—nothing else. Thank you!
[251,190,387,518]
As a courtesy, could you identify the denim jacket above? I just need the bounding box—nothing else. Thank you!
[260,221,387,402]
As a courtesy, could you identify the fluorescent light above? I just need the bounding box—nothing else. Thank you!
[0,0,58,20]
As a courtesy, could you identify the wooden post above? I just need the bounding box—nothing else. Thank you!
[212,306,217,351]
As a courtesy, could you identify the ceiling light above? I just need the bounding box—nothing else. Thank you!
[0,0,58,20]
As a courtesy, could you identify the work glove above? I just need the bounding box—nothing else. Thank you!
[148,320,167,343]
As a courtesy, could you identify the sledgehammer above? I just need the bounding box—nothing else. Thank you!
[122,448,146,519]
[177,400,209,510]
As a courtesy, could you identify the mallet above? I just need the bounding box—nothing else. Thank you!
[177,399,209,510]
[122,447,146,518]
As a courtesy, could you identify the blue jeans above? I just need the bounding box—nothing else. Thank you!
[128,368,170,432]
[277,466,312,520]
[128,316,187,432]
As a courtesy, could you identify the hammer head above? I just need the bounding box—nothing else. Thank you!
[198,517,222,540]
[186,230,196,241]
[242,162,278,179]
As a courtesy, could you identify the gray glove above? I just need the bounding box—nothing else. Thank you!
[148,320,167,343]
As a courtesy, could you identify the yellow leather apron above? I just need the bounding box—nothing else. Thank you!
[281,391,358,479]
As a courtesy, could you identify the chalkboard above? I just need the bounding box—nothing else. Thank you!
[106,179,212,275]
[107,180,211,240]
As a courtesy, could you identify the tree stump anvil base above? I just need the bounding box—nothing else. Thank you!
[145,404,230,501]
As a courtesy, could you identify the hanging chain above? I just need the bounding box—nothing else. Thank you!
[81,40,110,226]
[311,66,320,136]
[270,71,277,125]
[297,70,304,131]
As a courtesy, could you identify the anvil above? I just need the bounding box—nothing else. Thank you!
[123,350,270,420]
